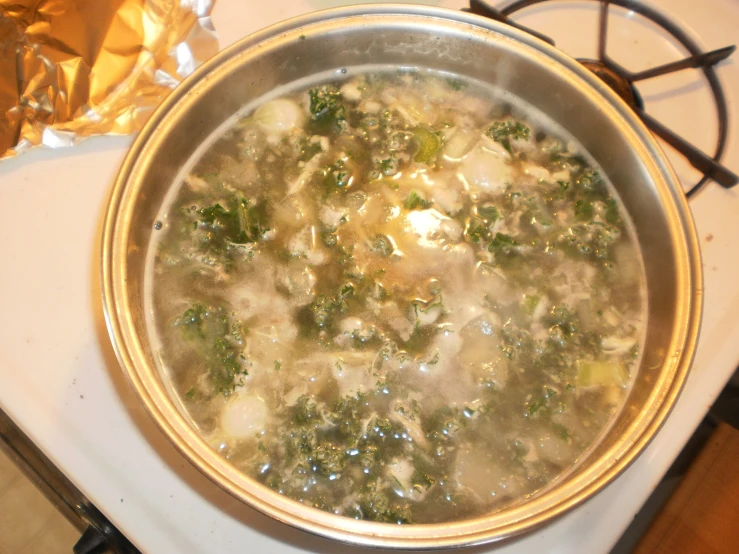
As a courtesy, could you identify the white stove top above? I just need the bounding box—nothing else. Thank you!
[1,1,738,552]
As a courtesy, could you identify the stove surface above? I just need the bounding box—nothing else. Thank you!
[0,1,737,553]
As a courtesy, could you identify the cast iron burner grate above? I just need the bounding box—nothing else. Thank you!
[466,0,738,197]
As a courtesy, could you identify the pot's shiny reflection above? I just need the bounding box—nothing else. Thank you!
[102,5,701,549]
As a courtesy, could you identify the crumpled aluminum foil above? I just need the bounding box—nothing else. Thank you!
[0,0,218,158]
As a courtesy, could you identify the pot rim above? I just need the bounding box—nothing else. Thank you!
[102,4,702,549]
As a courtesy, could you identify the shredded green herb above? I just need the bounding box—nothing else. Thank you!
[486,121,531,153]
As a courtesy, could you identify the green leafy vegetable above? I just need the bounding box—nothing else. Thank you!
[172,305,208,340]
[403,323,438,355]
[308,85,347,134]
[185,191,269,269]
[554,423,571,441]
[466,217,491,244]
[477,204,500,222]
[173,305,248,395]
[575,168,603,192]
[574,199,594,221]
[546,305,578,338]
[446,78,467,91]
[486,121,530,153]
[558,222,620,261]
[310,295,341,329]
[528,400,544,415]
[376,156,399,177]
[258,391,417,522]
[405,190,428,210]
[371,235,394,257]
[424,406,462,446]
[321,159,352,192]
[198,194,269,245]
[355,484,412,524]
[605,197,621,225]
[488,232,519,256]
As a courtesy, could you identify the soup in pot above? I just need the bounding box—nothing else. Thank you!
[146,69,646,524]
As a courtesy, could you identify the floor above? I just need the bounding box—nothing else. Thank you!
[0,447,80,554]
[633,423,739,553]
[610,371,739,553]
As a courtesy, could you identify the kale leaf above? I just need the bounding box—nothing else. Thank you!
[173,304,248,395]
[486,121,531,153]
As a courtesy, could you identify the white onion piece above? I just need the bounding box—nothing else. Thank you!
[340,82,362,102]
[413,304,442,327]
[329,351,375,397]
[523,163,552,182]
[552,169,571,182]
[440,218,463,242]
[535,432,575,467]
[388,405,427,449]
[601,335,637,354]
[455,447,500,494]
[287,153,322,196]
[319,205,347,228]
[386,458,415,498]
[287,230,326,265]
[254,99,303,135]
[444,130,477,160]
[339,317,364,335]
[363,100,382,114]
[461,150,512,195]
[221,394,268,439]
[277,263,316,307]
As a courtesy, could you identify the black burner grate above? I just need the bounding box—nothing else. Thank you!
[467,0,738,197]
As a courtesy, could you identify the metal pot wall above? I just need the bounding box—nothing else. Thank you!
[102,5,701,549]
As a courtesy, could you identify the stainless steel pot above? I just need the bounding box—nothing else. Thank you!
[102,5,701,549]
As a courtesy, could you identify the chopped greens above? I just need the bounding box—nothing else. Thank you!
[198,194,269,245]
[465,217,491,244]
[405,190,428,210]
[486,121,531,153]
[308,85,347,135]
[477,204,500,222]
[488,232,519,258]
[173,305,248,395]
[175,190,270,270]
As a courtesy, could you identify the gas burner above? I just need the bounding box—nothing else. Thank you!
[577,59,643,109]
[467,0,738,196]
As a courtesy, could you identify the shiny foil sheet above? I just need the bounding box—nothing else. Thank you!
[0,0,218,158]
